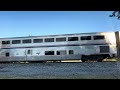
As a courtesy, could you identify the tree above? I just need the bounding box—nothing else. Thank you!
[109,11,120,20]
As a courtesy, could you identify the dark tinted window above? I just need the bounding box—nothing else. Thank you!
[100,46,110,53]
[22,39,31,43]
[27,50,30,54]
[68,37,78,41]
[33,39,43,43]
[5,52,10,57]
[45,38,54,42]
[94,35,105,40]
[57,51,60,55]
[57,50,67,55]
[2,41,10,44]
[56,37,66,42]
[12,40,21,44]
[69,50,74,54]
[81,36,91,40]
[45,51,54,55]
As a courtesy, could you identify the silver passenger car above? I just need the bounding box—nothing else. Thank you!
[0,31,118,62]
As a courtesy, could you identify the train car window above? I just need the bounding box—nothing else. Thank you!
[22,39,31,43]
[33,39,43,43]
[45,38,54,42]
[68,37,78,41]
[12,40,21,44]
[100,46,110,53]
[57,51,60,55]
[94,35,105,40]
[5,52,10,57]
[27,50,31,54]
[2,41,10,44]
[57,50,67,55]
[56,37,66,42]
[45,51,54,55]
[81,36,91,40]
[69,50,74,54]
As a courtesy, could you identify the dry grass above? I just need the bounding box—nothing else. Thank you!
[61,60,82,62]
[103,57,118,62]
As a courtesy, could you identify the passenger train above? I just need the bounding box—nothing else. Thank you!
[0,31,119,62]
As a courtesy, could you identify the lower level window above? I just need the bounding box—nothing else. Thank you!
[27,50,31,54]
[45,51,54,55]
[69,50,74,54]
[5,52,10,57]
[100,46,110,53]
[57,50,67,55]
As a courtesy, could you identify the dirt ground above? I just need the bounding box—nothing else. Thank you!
[0,61,120,79]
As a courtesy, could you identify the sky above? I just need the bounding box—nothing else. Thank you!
[0,11,120,38]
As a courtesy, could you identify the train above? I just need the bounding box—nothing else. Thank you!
[0,31,120,62]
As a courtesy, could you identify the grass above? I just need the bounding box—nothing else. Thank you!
[0,75,118,79]
[103,57,118,62]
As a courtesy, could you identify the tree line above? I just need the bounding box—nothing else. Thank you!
[109,11,120,20]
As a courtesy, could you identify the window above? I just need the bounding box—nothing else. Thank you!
[45,38,54,42]
[2,41,10,44]
[68,37,78,41]
[57,50,67,55]
[22,39,31,43]
[69,50,74,54]
[12,40,21,44]
[33,39,43,43]
[94,35,105,40]
[26,50,32,55]
[45,51,54,55]
[100,46,110,53]
[5,52,10,57]
[81,36,91,40]
[27,50,31,54]
[57,51,60,55]
[56,37,66,42]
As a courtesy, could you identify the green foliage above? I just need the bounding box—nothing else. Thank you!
[109,11,120,20]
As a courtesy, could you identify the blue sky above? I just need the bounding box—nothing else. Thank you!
[0,11,120,38]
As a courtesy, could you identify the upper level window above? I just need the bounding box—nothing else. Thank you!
[12,40,21,44]
[56,37,66,42]
[2,41,10,44]
[81,36,91,40]
[68,37,78,41]
[22,39,31,43]
[33,39,43,43]
[45,38,54,42]
[94,35,105,40]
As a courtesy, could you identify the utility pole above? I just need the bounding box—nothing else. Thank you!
[115,31,120,59]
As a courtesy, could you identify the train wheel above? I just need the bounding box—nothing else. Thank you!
[97,59,103,62]
[81,59,86,62]
[81,55,87,62]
